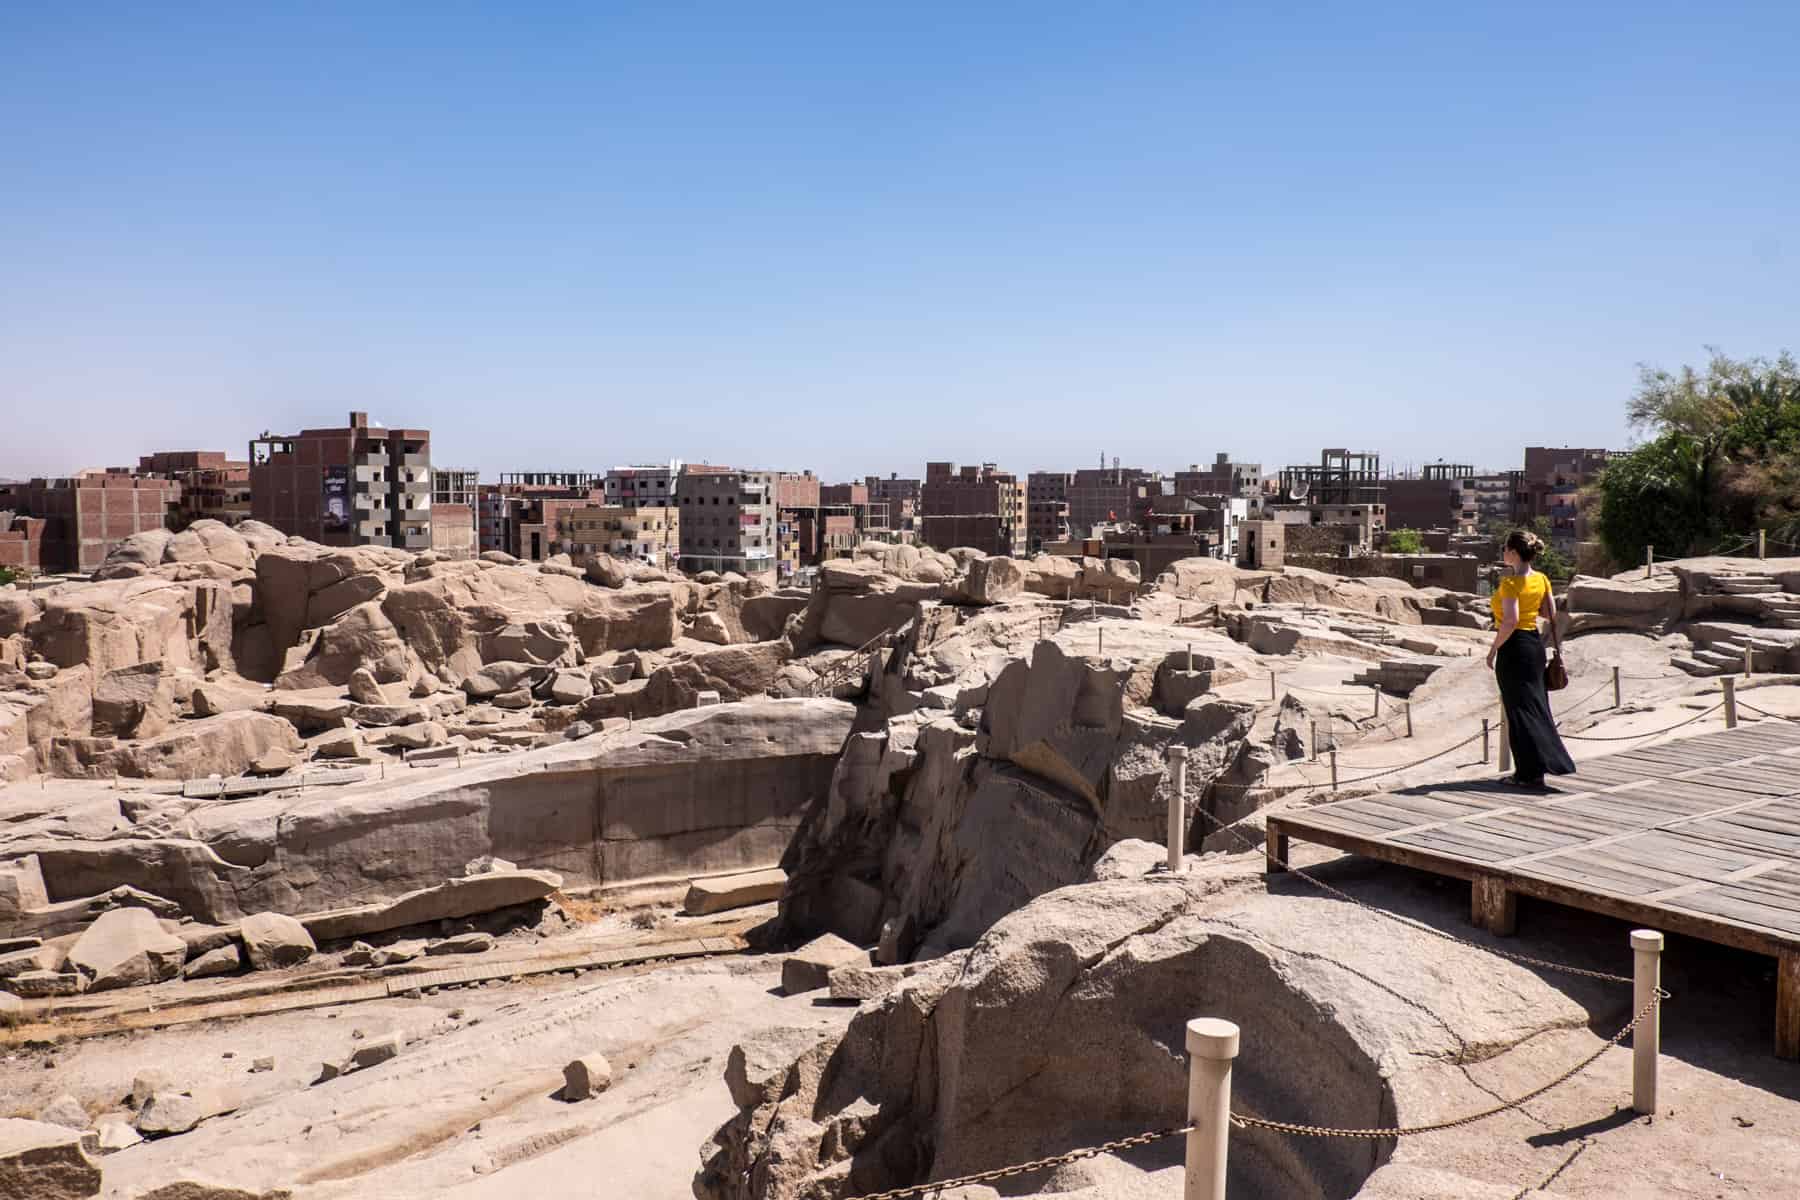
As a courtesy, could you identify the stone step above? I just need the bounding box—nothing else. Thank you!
[1673,655,1727,677]
[1693,647,1745,669]
[1718,582,1780,595]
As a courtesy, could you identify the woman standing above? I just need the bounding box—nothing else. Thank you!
[1486,529,1575,788]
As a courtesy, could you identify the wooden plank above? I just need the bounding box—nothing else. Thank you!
[1780,951,1800,1061]
[1665,890,1800,936]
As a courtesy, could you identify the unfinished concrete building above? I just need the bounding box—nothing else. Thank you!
[1174,453,1263,497]
[250,412,432,550]
[1278,448,1384,507]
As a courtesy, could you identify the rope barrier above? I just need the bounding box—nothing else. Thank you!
[1738,699,1798,722]
[837,1125,1196,1200]
[1569,705,1720,741]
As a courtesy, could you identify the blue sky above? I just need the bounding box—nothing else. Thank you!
[3,3,1796,481]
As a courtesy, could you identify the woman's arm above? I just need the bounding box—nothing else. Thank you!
[1539,587,1561,654]
[1487,595,1519,668]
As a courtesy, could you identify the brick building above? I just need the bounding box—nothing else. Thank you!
[1381,463,1471,532]
[0,512,48,574]
[1452,471,1525,533]
[864,475,920,538]
[603,462,682,511]
[138,451,251,528]
[1174,454,1262,497]
[477,473,605,561]
[1066,466,1151,538]
[0,471,181,574]
[430,469,480,558]
[561,504,680,569]
[1521,447,1613,547]
[678,468,777,581]
[250,412,432,550]
[920,462,1027,557]
[1026,471,1072,551]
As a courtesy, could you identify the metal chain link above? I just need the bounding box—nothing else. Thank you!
[839,1124,1195,1200]
[1229,985,1664,1139]
[1562,700,1723,742]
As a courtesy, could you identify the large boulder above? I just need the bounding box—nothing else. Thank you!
[49,711,304,780]
[0,1118,102,1199]
[569,586,680,654]
[163,520,254,573]
[642,642,788,711]
[91,661,184,739]
[274,601,412,690]
[239,911,316,970]
[66,907,186,992]
[959,556,1026,605]
[92,528,174,579]
[791,560,938,653]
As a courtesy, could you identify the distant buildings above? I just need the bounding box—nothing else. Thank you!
[138,451,251,528]
[478,472,604,561]
[603,462,683,511]
[919,462,1027,557]
[1521,447,1613,547]
[0,470,178,574]
[1381,463,1471,532]
[1026,471,1071,551]
[864,475,920,538]
[250,411,432,550]
[561,503,680,569]
[1174,454,1262,498]
[430,469,479,557]
[677,467,777,581]
[1066,464,1153,538]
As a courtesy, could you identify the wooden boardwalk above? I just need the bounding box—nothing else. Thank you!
[1264,720,1800,1058]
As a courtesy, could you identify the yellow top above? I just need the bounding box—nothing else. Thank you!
[1491,570,1551,630]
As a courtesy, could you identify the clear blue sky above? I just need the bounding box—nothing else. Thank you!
[3,3,1795,482]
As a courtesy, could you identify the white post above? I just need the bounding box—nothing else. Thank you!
[1759,529,1767,560]
[1185,1018,1239,1200]
[1482,718,1491,764]
[1098,625,1104,657]
[1612,665,1621,709]
[1166,746,1188,873]
[1745,645,1754,678]
[1329,749,1338,790]
[1499,714,1513,776]
[1723,676,1738,729]
[1645,544,1654,578]
[1187,643,1194,672]
[1405,702,1413,738]
[1309,722,1318,761]
[1372,686,1381,718]
[1631,929,1663,1115]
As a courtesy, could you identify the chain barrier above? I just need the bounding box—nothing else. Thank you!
[1738,699,1798,722]
[1230,987,1663,1140]
[837,1124,1194,1200]
[1561,700,1723,742]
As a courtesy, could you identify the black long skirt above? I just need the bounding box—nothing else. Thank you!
[1495,630,1575,782]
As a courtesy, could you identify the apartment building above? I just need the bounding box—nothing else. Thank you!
[562,504,680,569]
[603,462,683,510]
[677,467,777,581]
[1066,465,1152,537]
[430,469,480,557]
[0,470,179,574]
[1026,471,1072,551]
[1381,463,1471,532]
[919,462,1027,557]
[476,472,604,560]
[1174,454,1263,498]
[250,411,432,549]
[1521,447,1613,546]
[138,451,251,528]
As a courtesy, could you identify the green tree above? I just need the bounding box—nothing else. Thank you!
[1524,517,1574,582]
[0,566,14,588]
[1386,528,1424,554]
[1596,349,1800,565]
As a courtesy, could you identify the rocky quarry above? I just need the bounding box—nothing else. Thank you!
[4,530,1799,1198]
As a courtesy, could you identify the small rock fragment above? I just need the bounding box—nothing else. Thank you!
[346,1033,404,1071]
[238,912,315,971]
[182,944,241,980]
[37,1094,90,1131]
[561,1053,613,1101]
[425,932,494,956]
